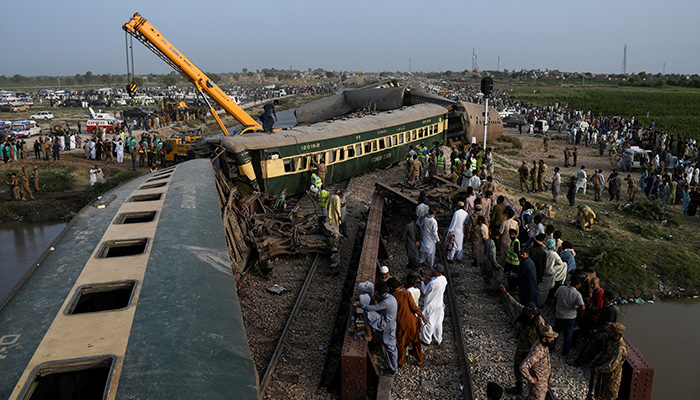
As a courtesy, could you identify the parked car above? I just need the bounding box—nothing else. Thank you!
[30,111,54,120]
[59,99,82,107]
[89,99,109,107]
[502,114,526,128]
[123,107,153,119]
[4,104,30,112]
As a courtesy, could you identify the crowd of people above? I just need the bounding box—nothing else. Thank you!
[343,137,632,400]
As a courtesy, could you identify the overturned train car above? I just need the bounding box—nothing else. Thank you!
[200,87,502,196]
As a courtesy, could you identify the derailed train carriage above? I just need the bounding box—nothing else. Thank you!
[200,87,503,196]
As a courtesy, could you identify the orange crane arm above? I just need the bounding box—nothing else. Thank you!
[123,12,262,135]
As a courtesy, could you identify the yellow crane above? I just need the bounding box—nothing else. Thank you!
[123,12,262,135]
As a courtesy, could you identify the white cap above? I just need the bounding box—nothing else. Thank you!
[379,266,389,274]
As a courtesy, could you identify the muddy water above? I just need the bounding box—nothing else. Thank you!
[0,222,66,303]
[620,299,700,400]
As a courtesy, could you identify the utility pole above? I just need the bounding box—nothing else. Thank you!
[472,48,478,72]
[663,63,666,75]
[409,58,412,74]
[622,44,627,75]
[497,56,500,72]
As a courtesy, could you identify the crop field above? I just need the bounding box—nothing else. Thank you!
[512,86,700,140]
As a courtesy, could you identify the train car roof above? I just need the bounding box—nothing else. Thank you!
[0,160,258,399]
[214,103,447,153]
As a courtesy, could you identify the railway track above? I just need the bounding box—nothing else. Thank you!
[258,253,326,398]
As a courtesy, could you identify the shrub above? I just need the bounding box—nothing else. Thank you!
[498,135,523,149]
[41,167,76,192]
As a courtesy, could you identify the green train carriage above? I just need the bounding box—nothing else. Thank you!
[216,103,450,196]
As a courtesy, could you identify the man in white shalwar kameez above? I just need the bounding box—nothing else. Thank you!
[419,208,439,267]
[575,166,587,194]
[420,264,447,345]
[89,139,96,160]
[116,140,124,164]
[537,239,568,306]
[447,202,468,262]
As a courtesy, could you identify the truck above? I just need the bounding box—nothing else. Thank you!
[164,128,204,163]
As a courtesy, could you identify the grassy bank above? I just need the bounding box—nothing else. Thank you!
[1,155,143,223]
[494,132,700,299]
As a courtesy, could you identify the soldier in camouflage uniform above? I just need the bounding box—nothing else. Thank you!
[537,160,548,192]
[520,324,557,400]
[465,204,483,264]
[519,161,530,192]
[502,288,546,396]
[18,166,34,200]
[530,160,539,192]
[591,323,628,400]
[410,155,422,182]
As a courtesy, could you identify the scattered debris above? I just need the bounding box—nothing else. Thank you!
[266,284,286,295]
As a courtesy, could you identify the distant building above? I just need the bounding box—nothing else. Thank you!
[353,72,365,85]
[220,74,237,84]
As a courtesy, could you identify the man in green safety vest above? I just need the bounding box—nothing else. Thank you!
[505,229,521,288]
[316,184,329,217]
[310,173,322,194]
[437,151,445,175]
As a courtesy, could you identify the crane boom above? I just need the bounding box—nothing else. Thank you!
[122,12,262,135]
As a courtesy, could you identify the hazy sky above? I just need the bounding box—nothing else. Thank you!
[2,0,698,77]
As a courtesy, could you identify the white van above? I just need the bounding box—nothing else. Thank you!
[11,120,42,137]
[534,119,549,133]
[620,146,651,171]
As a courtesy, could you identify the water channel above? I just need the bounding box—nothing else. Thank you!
[620,299,700,399]
[0,222,66,303]
[1,222,697,399]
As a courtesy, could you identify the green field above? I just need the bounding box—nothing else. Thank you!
[511,86,700,140]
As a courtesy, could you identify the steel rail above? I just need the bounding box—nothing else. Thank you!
[438,247,476,400]
[258,253,321,397]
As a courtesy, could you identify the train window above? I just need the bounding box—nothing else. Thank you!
[398,134,404,145]
[67,281,136,314]
[379,139,386,150]
[284,158,296,173]
[392,135,398,146]
[327,150,336,163]
[138,182,167,190]
[23,357,114,400]
[114,211,157,224]
[96,239,148,258]
[355,144,363,156]
[339,148,345,161]
[372,140,378,152]
[299,156,308,170]
[411,130,417,140]
[364,142,371,153]
[128,193,162,202]
[347,145,355,158]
